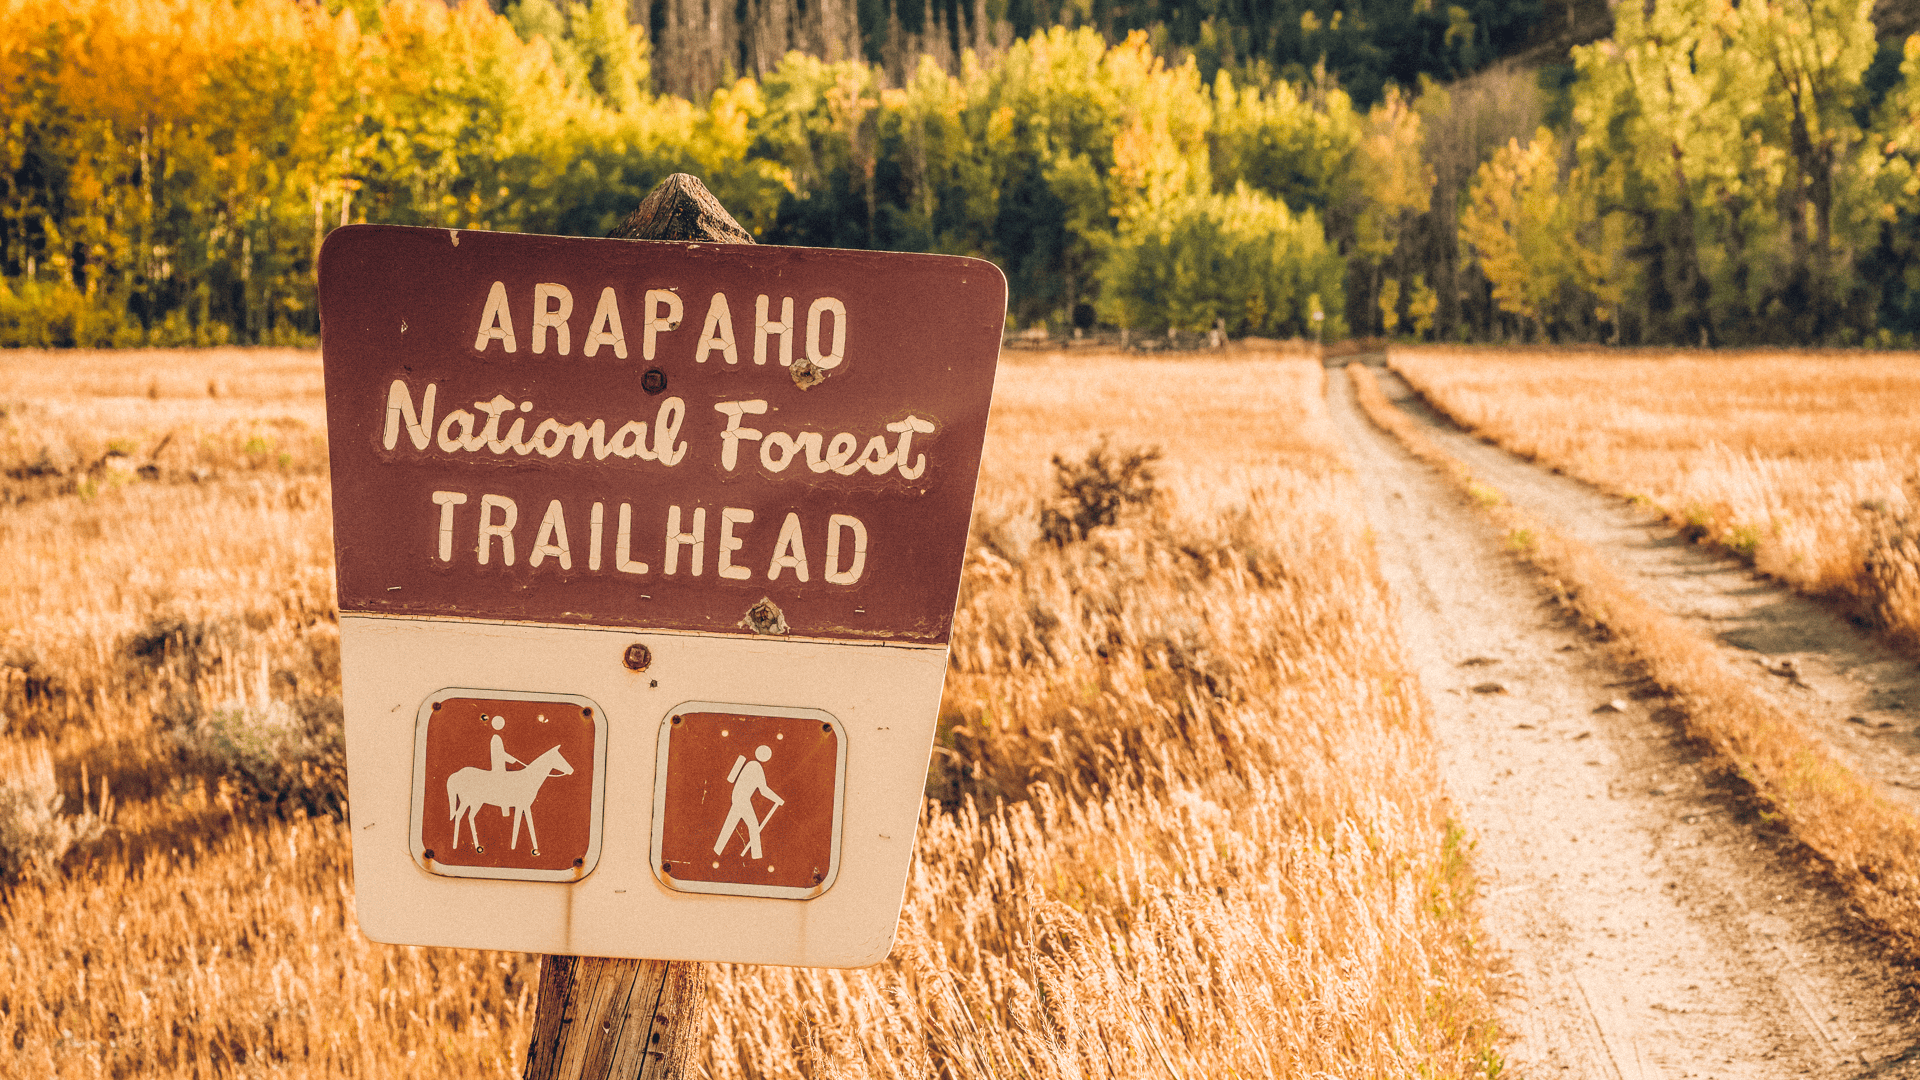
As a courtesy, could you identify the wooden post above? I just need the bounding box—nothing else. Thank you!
[522,956,708,1080]
[520,173,754,1080]
[607,173,754,245]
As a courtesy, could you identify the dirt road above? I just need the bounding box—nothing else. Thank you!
[1377,366,1920,812]
[1324,365,1920,1078]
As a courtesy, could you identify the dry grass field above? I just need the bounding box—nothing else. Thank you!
[1389,347,1920,652]
[0,348,1500,1077]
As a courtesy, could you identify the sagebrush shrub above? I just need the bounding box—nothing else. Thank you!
[1038,439,1163,544]
[174,696,346,818]
[0,742,105,884]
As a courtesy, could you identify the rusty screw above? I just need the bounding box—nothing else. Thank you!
[641,368,668,395]
[623,643,652,672]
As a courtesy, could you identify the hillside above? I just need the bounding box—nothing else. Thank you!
[637,0,1568,103]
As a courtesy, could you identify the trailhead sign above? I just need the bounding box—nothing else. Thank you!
[318,225,1004,968]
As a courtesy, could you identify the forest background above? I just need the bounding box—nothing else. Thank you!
[3,0,1920,350]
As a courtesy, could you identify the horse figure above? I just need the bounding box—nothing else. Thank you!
[446,744,573,856]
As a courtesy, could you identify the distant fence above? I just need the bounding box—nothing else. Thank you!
[1001,330,1327,357]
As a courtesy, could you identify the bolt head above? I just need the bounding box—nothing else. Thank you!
[623,643,652,671]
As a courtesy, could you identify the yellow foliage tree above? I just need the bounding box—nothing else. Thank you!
[1461,127,1625,340]
[0,0,711,346]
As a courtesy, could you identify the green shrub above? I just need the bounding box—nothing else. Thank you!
[0,279,143,348]
[174,696,347,818]
[1097,184,1347,338]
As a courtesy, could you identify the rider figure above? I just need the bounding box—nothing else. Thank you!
[489,715,524,772]
[489,715,523,818]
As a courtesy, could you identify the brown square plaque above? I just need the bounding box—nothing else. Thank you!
[650,703,845,899]
[409,689,607,881]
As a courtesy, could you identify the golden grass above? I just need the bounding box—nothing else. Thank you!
[0,347,326,505]
[0,347,327,401]
[1350,363,1920,960]
[1,347,1500,1077]
[1389,346,1920,649]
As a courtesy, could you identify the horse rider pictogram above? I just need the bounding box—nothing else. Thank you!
[447,714,572,856]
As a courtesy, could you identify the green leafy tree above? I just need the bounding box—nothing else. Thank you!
[1569,0,1884,343]
[1209,68,1361,219]
[1210,71,1431,335]
[1098,183,1345,338]
[1728,0,1881,339]
[752,53,885,249]
[1863,34,1920,341]
[969,28,1211,328]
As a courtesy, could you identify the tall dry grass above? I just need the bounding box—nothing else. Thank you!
[0,347,327,505]
[1389,346,1920,649]
[0,348,338,837]
[1351,363,1920,960]
[1,348,1499,1078]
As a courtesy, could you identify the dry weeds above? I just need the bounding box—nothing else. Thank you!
[1,347,1500,1077]
[1351,362,1920,960]
[1389,346,1920,650]
[0,348,327,505]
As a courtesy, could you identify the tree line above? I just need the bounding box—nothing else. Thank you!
[628,0,1551,110]
[1461,0,1920,346]
[1,0,1916,348]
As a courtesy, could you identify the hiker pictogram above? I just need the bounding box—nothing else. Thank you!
[409,692,605,882]
[714,745,785,859]
[652,705,847,899]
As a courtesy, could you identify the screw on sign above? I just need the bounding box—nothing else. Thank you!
[410,692,606,880]
[652,707,846,898]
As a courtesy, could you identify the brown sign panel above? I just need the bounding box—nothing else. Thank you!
[409,691,607,881]
[650,704,845,899]
[318,225,1005,644]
